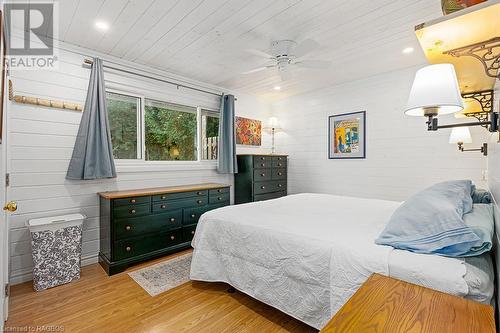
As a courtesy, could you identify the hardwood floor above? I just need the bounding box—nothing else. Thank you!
[5,250,316,333]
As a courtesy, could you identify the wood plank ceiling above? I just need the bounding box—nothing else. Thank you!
[53,0,441,100]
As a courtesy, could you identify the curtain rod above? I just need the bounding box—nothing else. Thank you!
[83,59,231,100]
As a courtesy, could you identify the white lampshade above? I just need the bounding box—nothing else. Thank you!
[405,64,464,116]
[265,117,283,131]
[449,127,472,144]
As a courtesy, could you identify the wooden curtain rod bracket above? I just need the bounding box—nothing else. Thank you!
[8,80,83,112]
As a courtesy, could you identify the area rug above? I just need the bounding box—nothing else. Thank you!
[128,253,192,296]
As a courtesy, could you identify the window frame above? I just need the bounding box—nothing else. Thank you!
[106,88,220,169]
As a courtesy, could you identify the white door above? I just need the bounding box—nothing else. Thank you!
[0,6,9,329]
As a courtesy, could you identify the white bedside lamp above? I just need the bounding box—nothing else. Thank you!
[264,117,283,154]
[449,127,487,156]
[405,64,464,117]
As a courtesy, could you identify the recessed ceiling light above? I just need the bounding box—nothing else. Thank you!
[95,21,109,31]
[402,47,414,54]
[273,86,281,91]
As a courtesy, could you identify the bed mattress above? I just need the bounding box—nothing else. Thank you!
[190,193,494,329]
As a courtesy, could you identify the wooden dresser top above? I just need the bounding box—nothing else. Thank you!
[98,183,230,199]
[320,273,495,333]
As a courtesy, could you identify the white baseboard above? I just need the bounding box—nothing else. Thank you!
[9,254,99,285]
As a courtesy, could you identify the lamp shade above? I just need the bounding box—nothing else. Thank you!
[405,64,464,116]
[449,127,472,144]
[264,117,283,132]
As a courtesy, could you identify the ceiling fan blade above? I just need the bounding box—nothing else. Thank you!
[295,60,331,69]
[242,65,274,75]
[294,39,320,58]
[245,48,274,59]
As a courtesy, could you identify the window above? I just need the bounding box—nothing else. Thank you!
[201,109,219,160]
[106,92,140,159]
[106,91,220,163]
[144,99,198,161]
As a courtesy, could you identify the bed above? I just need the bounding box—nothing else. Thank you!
[189,193,495,329]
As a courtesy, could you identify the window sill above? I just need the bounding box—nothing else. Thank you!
[115,161,218,173]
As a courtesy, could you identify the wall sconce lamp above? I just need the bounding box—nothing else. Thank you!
[449,127,487,156]
[264,117,283,154]
[405,64,499,133]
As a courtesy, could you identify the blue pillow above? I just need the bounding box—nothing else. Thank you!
[459,204,493,256]
[472,188,491,204]
[375,180,478,256]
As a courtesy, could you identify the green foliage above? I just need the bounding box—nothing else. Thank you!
[144,106,197,161]
[107,98,137,159]
[205,116,219,138]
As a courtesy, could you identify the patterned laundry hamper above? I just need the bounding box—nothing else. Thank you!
[26,213,86,291]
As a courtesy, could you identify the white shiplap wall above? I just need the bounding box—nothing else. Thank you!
[7,46,271,284]
[272,66,488,202]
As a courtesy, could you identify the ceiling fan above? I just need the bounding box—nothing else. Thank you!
[242,39,331,81]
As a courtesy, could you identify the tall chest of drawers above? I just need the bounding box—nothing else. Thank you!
[234,154,288,204]
[98,183,230,275]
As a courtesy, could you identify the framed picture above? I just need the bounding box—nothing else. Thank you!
[328,111,366,159]
[235,116,262,146]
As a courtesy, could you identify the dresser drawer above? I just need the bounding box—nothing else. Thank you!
[152,197,207,213]
[253,181,275,195]
[114,210,182,240]
[272,180,287,192]
[113,203,150,219]
[209,201,230,210]
[113,229,182,261]
[272,157,286,168]
[183,225,197,242]
[209,192,230,204]
[253,155,271,169]
[253,169,271,181]
[254,191,286,202]
[208,187,229,197]
[271,168,286,180]
[114,196,151,206]
[152,190,207,202]
[183,206,211,225]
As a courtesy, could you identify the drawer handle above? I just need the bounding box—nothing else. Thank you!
[191,230,195,235]
[197,200,203,204]
[260,157,265,160]
[170,218,175,222]
[278,163,282,167]
[261,186,265,189]
[260,163,265,167]
[191,214,196,218]
[278,157,282,160]
[278,184,283,188]
[278,172,282,176]
[170,235,175,240]
[126,246,131,252]
[161,196,166,200]
[261,173,265,177]
[197,191,202,195]
[125,225,131,231]
[217,189,222,193]
[130,199,136,203]
[160,204,166,209]
[217,197,222,201]
[130,209,136,214]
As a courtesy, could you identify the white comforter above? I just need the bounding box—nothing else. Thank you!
[190,193,469,329]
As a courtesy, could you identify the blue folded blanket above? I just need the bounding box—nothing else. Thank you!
[376,180,493,257]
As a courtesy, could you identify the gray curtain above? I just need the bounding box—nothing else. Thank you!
[66,57,116,180]
[217,94,238,174]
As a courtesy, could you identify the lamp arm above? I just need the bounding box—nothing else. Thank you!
[427,112,498,132]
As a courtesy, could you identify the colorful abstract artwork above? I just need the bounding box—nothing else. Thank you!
[235,116,262,146]
[328,111,366,159]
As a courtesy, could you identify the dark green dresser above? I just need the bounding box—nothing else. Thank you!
[234,154,288,204]
[98,183,230,275]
